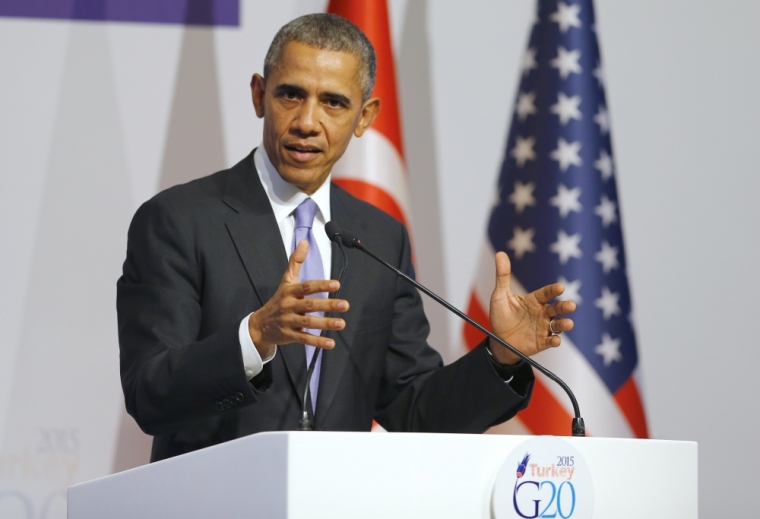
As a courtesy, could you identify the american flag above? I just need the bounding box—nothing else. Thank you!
[464,0,648,438]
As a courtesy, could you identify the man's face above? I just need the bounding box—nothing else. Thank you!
[251,41,380,194]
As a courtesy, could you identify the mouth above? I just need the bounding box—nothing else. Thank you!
[283,143,323,162]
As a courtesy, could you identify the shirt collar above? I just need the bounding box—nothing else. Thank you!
[253,145,332,225]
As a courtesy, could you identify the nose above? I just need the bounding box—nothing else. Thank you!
[292,98,320,136]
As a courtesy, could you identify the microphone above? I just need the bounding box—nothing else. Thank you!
[297,222,349,431]
[334,223,585,437]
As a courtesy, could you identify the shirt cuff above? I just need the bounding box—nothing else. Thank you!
[485,345,521,384]
[239,313,277,381]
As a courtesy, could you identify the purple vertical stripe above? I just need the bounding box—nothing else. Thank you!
[0,0,239,26]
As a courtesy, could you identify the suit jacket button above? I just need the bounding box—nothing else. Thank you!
[223,398,231,408]
[236,392,245,402]
[216,401,224,410]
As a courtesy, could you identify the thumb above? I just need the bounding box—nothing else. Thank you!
[284,239,309,284]
[494,251,513,291]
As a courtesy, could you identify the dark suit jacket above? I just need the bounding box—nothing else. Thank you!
[117,151,534,462]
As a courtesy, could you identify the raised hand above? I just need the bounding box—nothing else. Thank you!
[248,240,349,359]
[488,251,576,365]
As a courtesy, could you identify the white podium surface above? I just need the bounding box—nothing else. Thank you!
[68,432,697,518]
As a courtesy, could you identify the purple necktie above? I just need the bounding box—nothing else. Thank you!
[292,198,324,414]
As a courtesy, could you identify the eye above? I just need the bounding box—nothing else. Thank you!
[275,87,302,102]
[325,97,347,109]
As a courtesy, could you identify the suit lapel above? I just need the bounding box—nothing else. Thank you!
[222,152,306,404]
[315,185,366,428]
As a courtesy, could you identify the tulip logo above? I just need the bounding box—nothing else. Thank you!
[516,453,531,478]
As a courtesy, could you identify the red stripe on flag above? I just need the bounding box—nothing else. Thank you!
[517,374,575,436]
[327,0,404,158]
[614,377,649,438]
[332,178,406,224]
[463,291,490,350]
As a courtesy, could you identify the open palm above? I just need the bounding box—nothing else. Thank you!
[488,252,576,365]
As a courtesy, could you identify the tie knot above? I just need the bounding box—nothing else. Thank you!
[294,198,319,229]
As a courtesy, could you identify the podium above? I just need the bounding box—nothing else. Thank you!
[68,432,697,518]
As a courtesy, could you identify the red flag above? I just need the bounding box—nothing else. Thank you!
[327,0,409,225]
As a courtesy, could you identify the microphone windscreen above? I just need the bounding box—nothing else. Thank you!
[325,221,342,242]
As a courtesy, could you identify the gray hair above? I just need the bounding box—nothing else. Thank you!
[263,13,377,102]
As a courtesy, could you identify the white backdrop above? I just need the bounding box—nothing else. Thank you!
[1,1,758,516]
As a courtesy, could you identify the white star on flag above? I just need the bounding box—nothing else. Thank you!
[515,91,538,121]
[523,48,538,76]
[549,229,582,264]
[550,138,582,171]
[550,92,583,125]
[508,226,536,259]
[595,333,622,366]
[511,136,537,167]
[594,149,614,181]
[594,194,618,227]
[593,62,605,86]
[595,241,620,273]
[594,105,610,134]
[557,276,582,304]
[551,46,582,79]
[550,184,582,217]
[509,181,537,213]
[550,1,582,33]
[595,286,621,319]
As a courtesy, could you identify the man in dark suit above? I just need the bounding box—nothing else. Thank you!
[117,14,576,462]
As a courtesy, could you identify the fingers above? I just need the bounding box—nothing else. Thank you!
[286,294,348,314]
[549,317,574,333]
[534,282,566,304]
[545,318,572,345]
[494,251,513,290]
[542,317,574,347]
[546,299,577,318]
[291,329,337,349]
[290,279,342,298]
[283,239,309,284]
[286,314,346,333]
[290,318,357,348]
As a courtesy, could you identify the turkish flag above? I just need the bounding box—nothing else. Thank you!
[327,0,409,225]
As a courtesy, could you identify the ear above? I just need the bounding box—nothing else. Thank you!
[353,97,381,137]
[251,73,266,119]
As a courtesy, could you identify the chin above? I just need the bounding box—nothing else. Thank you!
[278,166,326,191]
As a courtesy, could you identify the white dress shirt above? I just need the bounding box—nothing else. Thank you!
[238,145,333,380]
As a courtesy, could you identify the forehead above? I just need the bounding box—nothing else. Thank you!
[270,41,363,97]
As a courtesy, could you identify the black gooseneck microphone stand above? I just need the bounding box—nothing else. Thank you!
[332,223,585,437]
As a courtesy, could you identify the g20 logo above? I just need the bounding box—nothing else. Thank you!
[513,479,577,518]
[492,438,594,519]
